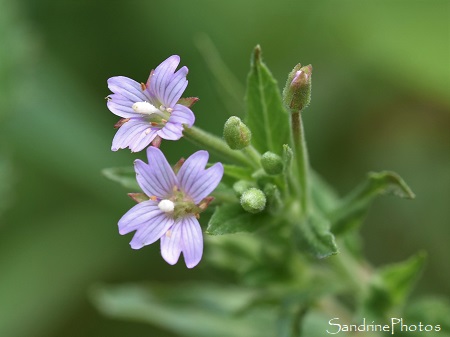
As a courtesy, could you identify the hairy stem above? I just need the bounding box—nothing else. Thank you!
[183,125,254,168]
[241,145,261,169]
[291,112,310,214]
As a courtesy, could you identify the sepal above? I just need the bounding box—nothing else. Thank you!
[177,97,199,108]
[128,193,149,203]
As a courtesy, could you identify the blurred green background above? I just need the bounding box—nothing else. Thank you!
[1,0,449,336]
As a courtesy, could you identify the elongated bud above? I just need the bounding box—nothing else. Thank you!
[223,116,252,150]
[261,151,283,175]
[240,188,266,214]
[282,64,312,113]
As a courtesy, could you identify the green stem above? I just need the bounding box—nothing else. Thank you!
[241,146,261,169]
[328,243,373,297]
[183,125,254,168]
[291,112,310,214]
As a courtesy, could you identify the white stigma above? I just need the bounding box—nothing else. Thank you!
[132,101,160,115]
[158,199,175,213]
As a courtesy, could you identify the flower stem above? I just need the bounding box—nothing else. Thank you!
[291,111,310,214]
[241,146,261,169]
[183,125,254,168]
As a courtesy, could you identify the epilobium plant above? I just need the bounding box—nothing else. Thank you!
[96,48,443,337]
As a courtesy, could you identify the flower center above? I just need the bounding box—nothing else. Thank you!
[158,199,175,213]
[132,101,162,115]
[155,188,201,219]
[132,101,171,127]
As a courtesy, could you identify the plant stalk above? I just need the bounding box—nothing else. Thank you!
[183,125,255,168]
[291,111,310,214]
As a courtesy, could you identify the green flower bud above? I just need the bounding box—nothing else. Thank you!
[240,188,266,214]
[261,151,283,175]
[233,180,255,196]
[223,116,252,150]
[282,64,312,113]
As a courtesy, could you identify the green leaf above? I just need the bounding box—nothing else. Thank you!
[91,282,275,337]
[310,171,339,214]
[405,297,450,333]
[245,46,290,155]
[209,182,238,205]
[101,166,140,191]
[277,300,307,337]
[0,154,14,222]
[330,171,415,235]
[207,202,273,235]
[293,211,338,259]
[222,164,253,180]
[362,252,426,319]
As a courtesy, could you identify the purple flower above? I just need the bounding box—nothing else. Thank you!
[118,146,224,268]
[106,55,195,152]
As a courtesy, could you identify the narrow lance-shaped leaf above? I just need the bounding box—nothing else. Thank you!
[101,166,140,190]
[310,170,340,214]
[362,252,426,319]
[91,283,275,337]
[0,155,15,222]
[245,46,290,155]
[293,211,338,259]
[329,171,415,235]
[405,297,450,332]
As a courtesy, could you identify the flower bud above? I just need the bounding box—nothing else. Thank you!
[223,116,252,150]
[261,151,283,175]
[240,188,266,214]
[282,64,312,113]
